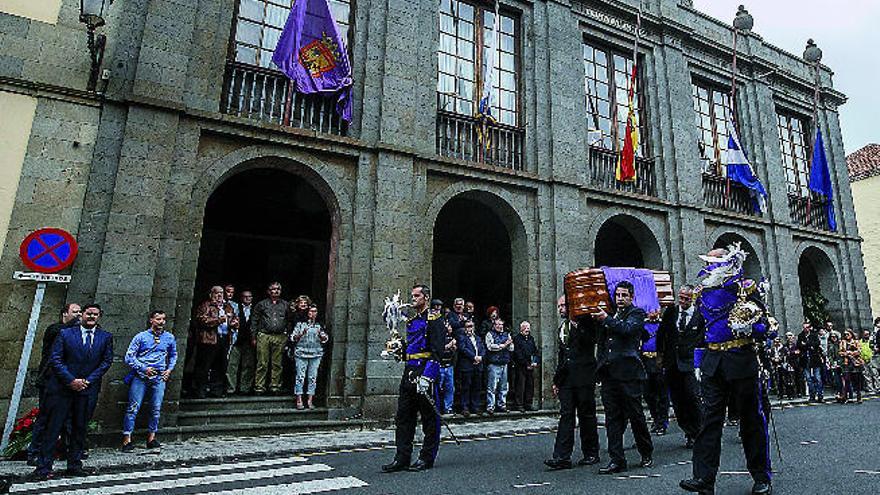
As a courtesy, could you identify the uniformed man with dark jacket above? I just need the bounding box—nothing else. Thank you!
[657,284,704,447]
[595,281,654,474]
[544,295,600,470]
[382,285,447,473]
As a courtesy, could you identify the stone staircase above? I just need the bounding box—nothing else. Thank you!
[106,396,374,443]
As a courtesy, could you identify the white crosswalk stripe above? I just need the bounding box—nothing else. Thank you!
[10,457,369,495]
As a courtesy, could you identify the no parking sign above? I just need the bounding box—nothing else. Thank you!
[19,227,78,274]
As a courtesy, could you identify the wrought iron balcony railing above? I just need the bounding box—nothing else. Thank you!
[221,62,346,136]
[789,193,832,231]
[702,173,760,216]
[588,146,657,197]
[436,106,525,170]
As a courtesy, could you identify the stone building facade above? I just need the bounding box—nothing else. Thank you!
[0,0,871,435]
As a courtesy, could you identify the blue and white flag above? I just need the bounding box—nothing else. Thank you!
[724,127,768,213]
[477,2,500,120]
[808,128,837,231]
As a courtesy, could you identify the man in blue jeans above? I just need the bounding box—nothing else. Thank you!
[437,318,457,414]
[121,310,178,451]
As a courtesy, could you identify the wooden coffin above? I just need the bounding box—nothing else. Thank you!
[564,268,675,318]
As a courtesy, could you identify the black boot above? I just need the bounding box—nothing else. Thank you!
[381,459,410,473]
[680,478,715,494]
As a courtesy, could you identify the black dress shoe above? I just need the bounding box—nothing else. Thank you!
[639,456,653,468]
[67,466,97,477]
[752,481,772,494]
[543,458,573,470]
[26,471,53,482]
[408,459,433,471]
[598,462,626,474]
[680,478,715,494]
[577,455,600,466]
[381,459,410,473]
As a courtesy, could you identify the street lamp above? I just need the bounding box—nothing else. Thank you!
[79,0,112,92]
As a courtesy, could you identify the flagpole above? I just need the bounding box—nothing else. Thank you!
[804,39,822,222]
[728,6,753,208]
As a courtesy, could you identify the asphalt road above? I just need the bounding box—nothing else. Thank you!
[9,398,880,495]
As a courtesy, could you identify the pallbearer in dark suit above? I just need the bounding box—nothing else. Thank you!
[32,304,113,480]
[545,295,600,470]
[657,284,704,447]
[595,281,654,474]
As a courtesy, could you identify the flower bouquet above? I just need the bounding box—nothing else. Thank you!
[3,407,39,460]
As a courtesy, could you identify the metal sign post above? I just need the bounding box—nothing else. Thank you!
[1,281,47,454]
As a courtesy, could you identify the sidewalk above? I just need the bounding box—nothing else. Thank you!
[0,393,856,479]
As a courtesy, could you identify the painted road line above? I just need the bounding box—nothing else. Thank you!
[719,471,751,476]
[613,474,662,480]
[513,482,551,488]
[197,476,368,495]
[10,456,308,493]
[799,440,819,445]
[854,470,880,475]
[12,463,332,495]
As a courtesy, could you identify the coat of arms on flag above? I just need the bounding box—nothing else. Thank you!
[299,33,342,79]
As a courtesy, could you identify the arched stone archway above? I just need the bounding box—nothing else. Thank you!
[430,190,529,325]
[798,246,843,327]
[184,160,342,404]
[713,232,763,281]
[593,214,664,269]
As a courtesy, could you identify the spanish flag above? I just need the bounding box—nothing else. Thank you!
[616,64,639,182]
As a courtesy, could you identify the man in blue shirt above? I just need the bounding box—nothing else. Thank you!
[121,310,178,451]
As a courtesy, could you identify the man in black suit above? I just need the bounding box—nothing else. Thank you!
[657,284,703,447]
[32,303,113,480]
[595,281,653,474]
[544,295,600,470]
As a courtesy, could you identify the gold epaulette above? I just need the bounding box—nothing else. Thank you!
[428,311,442,321]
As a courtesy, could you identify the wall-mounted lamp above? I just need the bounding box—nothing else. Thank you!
[79,0,113,92]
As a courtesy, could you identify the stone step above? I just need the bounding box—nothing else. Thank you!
[160,419,377,442]
[178,395,308,412]
[176,407,327,426]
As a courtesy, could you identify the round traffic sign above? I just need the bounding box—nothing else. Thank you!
[19,228,78,274]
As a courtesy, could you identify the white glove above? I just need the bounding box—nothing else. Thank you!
[416,375,433,395]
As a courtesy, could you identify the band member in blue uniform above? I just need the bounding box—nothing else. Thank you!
[382,284,447,473]
[640,317,669,435]
[681,245,773,495]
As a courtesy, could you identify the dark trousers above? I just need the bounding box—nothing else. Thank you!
[458,369,482,413]
[692,370,771,484]
[193,342,221,396]
[513,366,535,410]
[394,375,440,464]
[643,370,669,429]
[36,391,92,474]
[210,335,230,392]
[601,379,653,465]
[665,367,701,438]
[553,385,599,461]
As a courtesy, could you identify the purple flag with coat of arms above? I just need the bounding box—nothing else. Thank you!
[272,0,353,122]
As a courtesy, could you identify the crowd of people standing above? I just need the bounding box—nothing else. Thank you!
[767,318,880,404]
[186,282,329,410]
[426,298,541,416]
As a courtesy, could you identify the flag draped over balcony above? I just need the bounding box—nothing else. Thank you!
[724,126,768,213]
[615,63,639,182]
[807,128,837,231]
[476,1,500,153]
[272,0,353,122]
